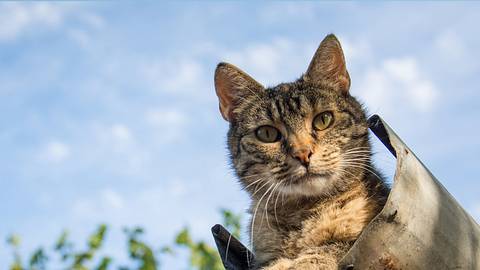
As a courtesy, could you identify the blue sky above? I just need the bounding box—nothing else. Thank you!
[1,2,479,268]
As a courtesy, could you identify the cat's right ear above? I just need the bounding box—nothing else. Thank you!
[214,62,264,122]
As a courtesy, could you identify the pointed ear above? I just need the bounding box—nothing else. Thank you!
[304,34,350,94]
[214,62,264,122]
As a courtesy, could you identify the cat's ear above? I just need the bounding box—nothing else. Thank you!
[215,62,264,122]
[304,34,350,94]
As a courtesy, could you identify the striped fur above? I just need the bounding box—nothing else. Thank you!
[215,34,389,269]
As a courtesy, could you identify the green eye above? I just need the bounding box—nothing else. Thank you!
[255,126,281,143]
[313,112,333,131]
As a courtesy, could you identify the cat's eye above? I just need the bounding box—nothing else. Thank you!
[255,125,281,143]
[313,111,333,131]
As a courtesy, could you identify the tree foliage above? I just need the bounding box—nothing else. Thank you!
[6,210,242,270]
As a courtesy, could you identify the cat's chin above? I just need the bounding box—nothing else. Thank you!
[280,174,335,197]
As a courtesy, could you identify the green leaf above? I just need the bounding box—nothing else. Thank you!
[9,262,23,270]
[7,234,21,248]
[54,230,69,251]
[88,224,107,250]
[29,248,48,270]
[5,209,242,270]
[7,234,24,270]
[125,227,158,270]
[159,246,173,255]
[95,257,112,270]
[175,228,192,246]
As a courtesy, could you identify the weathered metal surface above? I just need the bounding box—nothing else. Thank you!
[212,115,480,270]
[338,115,480,270]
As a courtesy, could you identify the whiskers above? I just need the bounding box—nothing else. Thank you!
[249,179,287,253]
[241,172,270,196]
[250,182,274,252]
[340,146,383,181]
[262,181,283,230]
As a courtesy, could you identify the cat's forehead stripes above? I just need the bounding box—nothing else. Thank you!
[259,83,340,132]
[266,88,309,131]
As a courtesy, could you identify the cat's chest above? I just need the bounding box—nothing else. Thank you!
[251,188,379,266]
[281,194,377,256]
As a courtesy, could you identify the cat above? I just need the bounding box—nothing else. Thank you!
[214,34,390,270]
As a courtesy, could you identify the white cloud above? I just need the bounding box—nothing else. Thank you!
[433,30,477,74]
[76,11,105,30]
[0,2,104,46]
[70,180,192,230]
[65,12,104,48]
[217,36,371,89]
[357,57,439,115]
[341,37,373,63]
[137,38,313,100]
[228,41,284,75]
[434,30,467,61]
[145,108,187,127]
[111,124,133,143]
[223,38,315,85]
[259,2,317,24]
[144,108,188,143]
[67,28,91,48]
[0,3,66,41]
[217,38,438,116]
[142,59,204,94]
[101,189,125,210]
[383,58,418,82]
[72,188,126,221]
[357,68,391,112]
[93,123,136,155]
[47,122,147,178]
[385,57,438,111]
[42,141,70,163]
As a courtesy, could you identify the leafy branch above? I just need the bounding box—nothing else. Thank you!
[6,209,242,270]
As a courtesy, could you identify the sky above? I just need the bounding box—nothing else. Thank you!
[0,2,479,269]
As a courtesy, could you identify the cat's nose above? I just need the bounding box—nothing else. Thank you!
[292,148,313,166]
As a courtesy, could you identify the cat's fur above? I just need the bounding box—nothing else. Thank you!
[214,34,389,269]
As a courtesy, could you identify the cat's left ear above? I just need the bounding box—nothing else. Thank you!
[303,34,350,94]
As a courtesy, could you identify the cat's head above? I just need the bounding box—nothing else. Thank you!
[215,34,370,198]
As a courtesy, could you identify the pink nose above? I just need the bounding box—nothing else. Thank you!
[292,148,313,166]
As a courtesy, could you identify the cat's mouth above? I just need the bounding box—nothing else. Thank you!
[290,172,332,184]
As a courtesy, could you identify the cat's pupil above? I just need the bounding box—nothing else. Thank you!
[256,126,280,143]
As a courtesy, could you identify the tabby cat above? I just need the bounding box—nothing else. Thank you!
[214,34,389,270]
